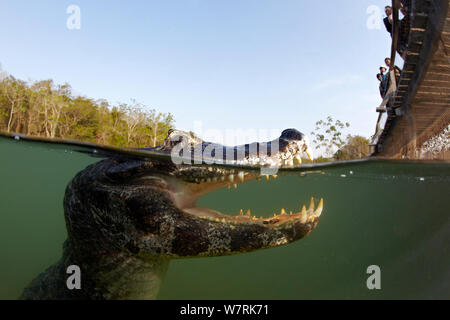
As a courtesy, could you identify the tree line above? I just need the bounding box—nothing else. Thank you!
[0,76,174,148]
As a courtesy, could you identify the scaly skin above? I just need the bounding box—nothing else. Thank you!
[21,129,323,300]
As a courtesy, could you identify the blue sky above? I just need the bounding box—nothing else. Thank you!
[0,0,394,148]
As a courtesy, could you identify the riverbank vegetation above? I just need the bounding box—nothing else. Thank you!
[0,76,174,148]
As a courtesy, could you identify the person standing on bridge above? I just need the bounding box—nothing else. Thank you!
[377,73,385,98]
[383,6,393,36]
[380,66,389,96]
[380,66,387,78]
[385,58,402,84]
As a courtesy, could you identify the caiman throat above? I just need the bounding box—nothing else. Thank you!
[21,129,324,300]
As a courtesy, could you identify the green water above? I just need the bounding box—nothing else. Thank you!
[0,137,449,299]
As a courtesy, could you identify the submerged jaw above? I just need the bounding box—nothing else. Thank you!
[183,197,323,228]
[175,169,324,229]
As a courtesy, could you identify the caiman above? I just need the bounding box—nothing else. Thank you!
[21,129,324,300]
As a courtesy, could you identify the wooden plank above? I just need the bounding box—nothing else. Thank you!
[417,85,450,93]
[405,54,421,64]
[410,30,427,43]
[429,54,450,65]
[408,42,423,53]
[412,101,450,107]
[423,71,450,81]
[412,14,429,28]
[426,65,450,73]
[421,79,450,86]
[414,95,450,103]
[403,63,418,72]
[414,0,432,14]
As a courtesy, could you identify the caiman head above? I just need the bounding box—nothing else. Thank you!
[65,129,322,261]
[56,128,323,299]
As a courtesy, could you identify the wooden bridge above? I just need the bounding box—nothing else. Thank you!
[371,0,450,159]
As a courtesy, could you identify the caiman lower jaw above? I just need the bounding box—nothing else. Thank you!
[182,197,323,228]
[170,169,324,228]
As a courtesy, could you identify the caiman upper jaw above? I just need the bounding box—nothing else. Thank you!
[158,128,314,168]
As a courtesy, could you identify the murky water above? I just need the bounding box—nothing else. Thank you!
[0,136,449,299]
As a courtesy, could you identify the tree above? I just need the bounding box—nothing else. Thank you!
[26,81,47,135]
[0,76,27,133]
[119,101,148,146]
[334,135,370,160]
[310,116,350,157]
[47,84,71,138]
[146,110,174,148]
[95,100,113,145]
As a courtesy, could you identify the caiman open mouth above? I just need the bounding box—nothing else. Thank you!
[173,169,323,228]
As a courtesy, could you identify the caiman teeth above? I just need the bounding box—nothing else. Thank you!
[300,205,308,223]
[227,183,238,190]
[308,197,315,212]
[259,174,278,181]
[191,198,324,226]
[222,173,279,185]
[314,198,324,217]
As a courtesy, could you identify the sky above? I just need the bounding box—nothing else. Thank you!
[0,0,395,150]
